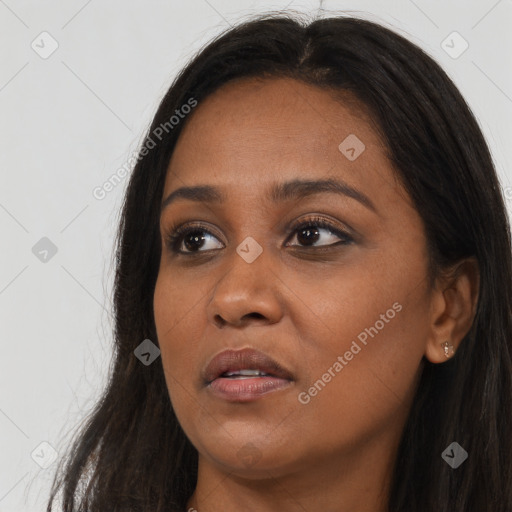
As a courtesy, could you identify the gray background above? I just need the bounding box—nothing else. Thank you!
[1,1,511,510]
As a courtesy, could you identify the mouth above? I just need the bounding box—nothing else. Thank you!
[203,348,295,402]
[221,369,276,379]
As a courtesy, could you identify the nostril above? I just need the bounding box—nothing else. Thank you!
[246,312,264,319]
[213,312,265,328]
[214,314,227,327]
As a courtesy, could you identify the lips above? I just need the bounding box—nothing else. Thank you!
[202,347,294,386]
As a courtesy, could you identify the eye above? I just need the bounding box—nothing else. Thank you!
[164,222,223,254]
[164,216,352,255]
[285,216,353,248]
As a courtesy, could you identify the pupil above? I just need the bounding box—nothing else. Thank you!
[184,231,205,251]
[298,226,319,246]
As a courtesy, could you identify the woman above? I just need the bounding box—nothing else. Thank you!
[47,11,512,512]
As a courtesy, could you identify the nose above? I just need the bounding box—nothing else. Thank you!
[206,242,285,328]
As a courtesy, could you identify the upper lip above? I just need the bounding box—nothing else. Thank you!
[203,347,294,385]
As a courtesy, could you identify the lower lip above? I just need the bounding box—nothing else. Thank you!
[207,376,293,402]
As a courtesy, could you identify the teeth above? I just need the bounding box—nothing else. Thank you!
[224,369,269,377]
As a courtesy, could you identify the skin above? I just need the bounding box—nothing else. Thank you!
[153,77,479,512]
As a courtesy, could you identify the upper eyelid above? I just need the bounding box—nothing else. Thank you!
[167,218,348,238]
[165,213,351,235]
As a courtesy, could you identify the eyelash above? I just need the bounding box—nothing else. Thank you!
[164,216,353,255]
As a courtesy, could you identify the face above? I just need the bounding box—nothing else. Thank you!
[154,77,434,477]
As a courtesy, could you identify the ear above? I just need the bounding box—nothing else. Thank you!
[424,257,480,364]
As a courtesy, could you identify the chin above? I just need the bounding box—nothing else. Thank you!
[194,433,303,476]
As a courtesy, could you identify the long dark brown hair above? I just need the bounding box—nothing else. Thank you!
[47,11,512,512]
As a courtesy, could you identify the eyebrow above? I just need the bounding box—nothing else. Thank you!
[160,178,377,214]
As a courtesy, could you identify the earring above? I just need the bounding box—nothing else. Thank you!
[441,341,455,358]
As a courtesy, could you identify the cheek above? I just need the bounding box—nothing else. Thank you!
[153,266,212,341]
[292,307,425,452]
[289,248,430,436]
[153,272,207,389]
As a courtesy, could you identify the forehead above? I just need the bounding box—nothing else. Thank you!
[164,77,396,202]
